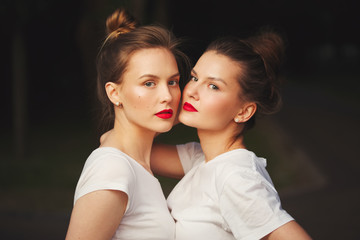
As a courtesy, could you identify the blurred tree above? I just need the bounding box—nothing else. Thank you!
[12,1,29,161]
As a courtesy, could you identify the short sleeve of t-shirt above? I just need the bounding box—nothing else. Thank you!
[176,142,204,174]
[218,170,294,240]
[74,148,136,205]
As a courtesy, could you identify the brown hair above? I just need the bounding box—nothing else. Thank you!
[206,29,286,131]
[96,9,190,131]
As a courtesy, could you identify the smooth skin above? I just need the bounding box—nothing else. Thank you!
[66,48,180,240]
[151,51,312,240]
[65,191,128,240]
[263,221,312,240]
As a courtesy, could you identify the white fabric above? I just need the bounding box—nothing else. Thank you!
[167,142,294,240]
[74,147,175,240]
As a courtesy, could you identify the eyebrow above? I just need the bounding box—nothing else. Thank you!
[139,73,180,79]
[169,73,181,79]
[191,69,227,85]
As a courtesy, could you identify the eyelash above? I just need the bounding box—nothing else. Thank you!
[144,80,179,87]
[190,76,198,82]
[168,80,179,86]
[190,76,219,90]
[144,81,155,87]
[209,84,219,90]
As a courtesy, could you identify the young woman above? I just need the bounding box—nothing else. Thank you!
[150,31,312,239]
[66,9,189,240]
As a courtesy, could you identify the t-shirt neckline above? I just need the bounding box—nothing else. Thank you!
[205,148,250,163]
[97,147,158,180]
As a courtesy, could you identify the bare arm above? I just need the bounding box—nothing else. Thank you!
[151,143,184,179]
[262,220,312,240]
[66,190,128,240]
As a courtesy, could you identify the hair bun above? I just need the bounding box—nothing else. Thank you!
[105,9,138,41]
[247,29,286,83]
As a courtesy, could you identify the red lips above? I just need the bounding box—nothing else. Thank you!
[183,102,198,112]
[155,109,173,119]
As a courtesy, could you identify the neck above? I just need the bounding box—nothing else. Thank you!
[101,117,156,174]
[197,125,246,162]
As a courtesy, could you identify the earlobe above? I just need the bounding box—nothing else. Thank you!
[234,103,257,123]
[105,82,122,107]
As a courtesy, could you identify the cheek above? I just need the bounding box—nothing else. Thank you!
[172,88,181,103]
[125,88,150,109]
[202,95,239,125]
[183,83,192,94]
[204,96,231,114]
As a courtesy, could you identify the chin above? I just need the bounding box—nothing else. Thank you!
[179,118,198,128]
[155,123,173,133]
[178,113,193,125]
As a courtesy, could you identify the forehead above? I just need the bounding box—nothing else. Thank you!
[128,47,176,67]
[194,51,242,81]
[122,47,179,81]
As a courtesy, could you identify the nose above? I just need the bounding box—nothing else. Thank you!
[184,81,199,100]
[160,84,173,104]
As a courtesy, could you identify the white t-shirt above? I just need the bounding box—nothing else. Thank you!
[74,147,175,240]
[167,142,293,240]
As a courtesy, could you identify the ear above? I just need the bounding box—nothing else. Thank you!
[234,102,257,123]
[105,82,122,106]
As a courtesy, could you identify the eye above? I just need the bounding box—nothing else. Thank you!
[144,81,155,87]
[209,84,219,90]
[168,80,179,86]
[190,76,198,82]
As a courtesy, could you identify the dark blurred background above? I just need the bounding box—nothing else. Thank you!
[1,0,359,239]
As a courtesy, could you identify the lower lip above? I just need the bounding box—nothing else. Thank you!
[155,113,173,119]
[183,103,198,112]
